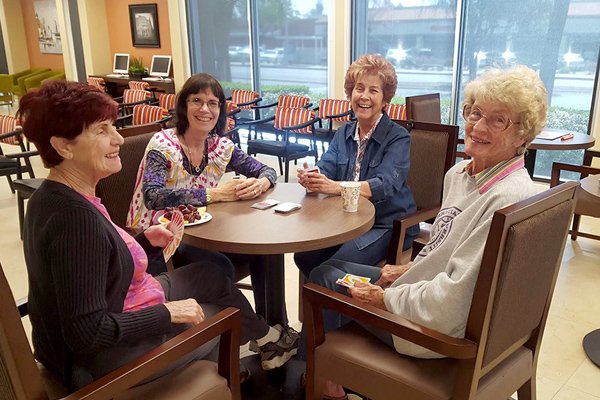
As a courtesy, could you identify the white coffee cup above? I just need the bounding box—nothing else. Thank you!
[340,181,361,212]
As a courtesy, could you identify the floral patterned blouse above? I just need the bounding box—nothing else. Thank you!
[127,128,277,231]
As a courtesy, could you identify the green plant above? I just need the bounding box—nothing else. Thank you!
[128,57,145,75]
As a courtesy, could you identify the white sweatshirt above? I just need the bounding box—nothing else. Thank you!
[383,158,538,358]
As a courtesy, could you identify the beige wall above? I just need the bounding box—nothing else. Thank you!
[105,0,171,75]
[328,0,351,100]
[78,0,111,76]
[20,0,65,70]
[167,0,189,91]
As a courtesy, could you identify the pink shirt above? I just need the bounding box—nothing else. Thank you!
[82,194,165,312]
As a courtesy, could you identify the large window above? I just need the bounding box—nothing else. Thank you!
[187,0,329,114]
[355,0,600,179]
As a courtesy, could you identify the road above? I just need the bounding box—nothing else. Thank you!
[231,64,595,109]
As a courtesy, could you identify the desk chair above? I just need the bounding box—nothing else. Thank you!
[0,116,36,192]
[87,77,107,92]
[115,89,153,116]
[0,261,241,400]
[115,104,171,129]
[245,94,311,140]
[158,93,176,112]
[550,150,600,241]
[386,103,406,120]
[229,89,262,124]
[406,93,441,123]
[304,182,578,400]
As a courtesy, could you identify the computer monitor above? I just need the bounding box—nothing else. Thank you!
[113,53,130,75]
[149,55,172,78]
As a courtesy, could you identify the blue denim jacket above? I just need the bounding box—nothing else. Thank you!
[317,113,418,250]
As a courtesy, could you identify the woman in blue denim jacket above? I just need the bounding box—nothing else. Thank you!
[294,54,419,278]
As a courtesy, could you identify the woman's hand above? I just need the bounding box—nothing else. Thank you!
[348,281,386,310]
[234,177,270,200]
[375,263,411,288]
[144,224,174,248]
[210,180,239,203]
[301,167,341,195]
[164,299,205,325]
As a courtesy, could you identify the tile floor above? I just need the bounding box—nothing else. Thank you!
[1,131,599,399]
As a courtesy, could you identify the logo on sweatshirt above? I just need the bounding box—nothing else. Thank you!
[419,206,461,257]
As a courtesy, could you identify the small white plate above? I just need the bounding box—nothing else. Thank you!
[159,212,212,227]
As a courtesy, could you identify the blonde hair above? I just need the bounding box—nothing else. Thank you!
[463,65,548,155]
[344,54,398,104]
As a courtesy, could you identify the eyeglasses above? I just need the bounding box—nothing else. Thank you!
[187,97,220,111]
[462,105,519,133]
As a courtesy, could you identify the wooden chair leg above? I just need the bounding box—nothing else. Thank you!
[5,175,15,193]
[17,192,25,240]
[571,214,581,240]
[278,157,283,176]
[284,160,290,183]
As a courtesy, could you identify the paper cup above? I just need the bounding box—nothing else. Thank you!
[340,181,361,212]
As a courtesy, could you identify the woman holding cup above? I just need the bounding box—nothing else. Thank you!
[295,54,418,279]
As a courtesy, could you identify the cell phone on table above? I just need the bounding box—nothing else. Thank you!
[304,166,320,193]
[273,202,302,213]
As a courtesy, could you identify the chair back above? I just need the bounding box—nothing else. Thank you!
[225,100,239,131]
[386,103,406,120]
[466,182,577,381]
[406,93,441,123]
[0,115,19,145]
[274,107,316,133]
[394,120,458,211]
[278,94,310,109]
[230,89,259,110]
[128,81,150,91]
[87,76,106,92]
[123,89,150,104]
[317,99,352,122]
[97,132,154,229]
[158,93,176,110]
[117,122,163,139]
[132,104,170,126]
[0,262,48,400]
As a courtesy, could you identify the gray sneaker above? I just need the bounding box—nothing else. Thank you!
[249,324,282,353]
[258,326,300,370]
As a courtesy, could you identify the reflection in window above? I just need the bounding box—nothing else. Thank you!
[357,0,600,179]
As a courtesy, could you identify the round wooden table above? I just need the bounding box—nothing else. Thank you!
[526,130,595,177]
[183,183,375,325]
[580,174,600,368]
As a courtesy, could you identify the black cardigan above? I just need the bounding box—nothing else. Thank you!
[23,180,172,389]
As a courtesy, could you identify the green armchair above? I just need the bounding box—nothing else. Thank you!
[23,70,65,92]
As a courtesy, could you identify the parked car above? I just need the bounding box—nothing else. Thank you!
[259,48,284,64]
[229,46,251,63]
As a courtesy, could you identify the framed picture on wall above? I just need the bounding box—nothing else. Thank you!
[128,4,160,48]
[34,0,63,54]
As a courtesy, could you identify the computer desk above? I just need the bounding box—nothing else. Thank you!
[91,74,175,97]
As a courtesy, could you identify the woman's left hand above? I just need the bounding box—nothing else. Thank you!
[348,281,386,310]
[235,177,270,200]
[144,224,174,248]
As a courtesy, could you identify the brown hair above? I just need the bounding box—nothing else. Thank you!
[344,54,398,105]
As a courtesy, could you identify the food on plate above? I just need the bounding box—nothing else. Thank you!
[162,205,206,224]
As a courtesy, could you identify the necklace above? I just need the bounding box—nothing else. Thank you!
[179,135,204,174]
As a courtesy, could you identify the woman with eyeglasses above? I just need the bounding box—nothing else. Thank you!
[127,73,287,324]
[305,65,547,399]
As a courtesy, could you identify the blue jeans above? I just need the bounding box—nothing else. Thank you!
[298,259,394,359]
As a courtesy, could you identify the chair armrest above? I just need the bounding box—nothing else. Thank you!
[0,127,22,141]
[4,150,40,160]
[303,283,476,360]
[237,97,262,108]
[324,109,353,120]
[118,99,151,108]
[583,150,600,166]
[550,162,600,187]
[115,114,133,129]
[387,206,440,264]
[251,100,278,110]
[237,115,275,126]
[61,307,241,400]
[281,117,320,131]
[227,108,242,117]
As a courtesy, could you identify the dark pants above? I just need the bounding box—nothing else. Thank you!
[174,243,288,326]
[295,229,414,279]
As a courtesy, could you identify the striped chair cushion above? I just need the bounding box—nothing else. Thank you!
[159,93,176,110]
[123,89,150,104]
[128,81,150,91]
[318,99,352,121]
[0,115,18,145]
[274,107,316,133]
[132,105,169,125]
[386,103,406,120]
[231,89,259,110]
[278,95,310,109]
[87,77,106,92]
[225,101,238,131]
